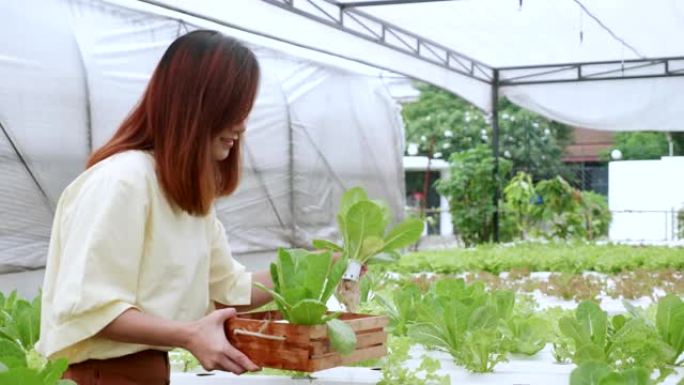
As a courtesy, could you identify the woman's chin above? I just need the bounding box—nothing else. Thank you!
[213,149,231,161]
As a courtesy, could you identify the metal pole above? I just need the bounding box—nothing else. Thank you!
[492,70,500,242]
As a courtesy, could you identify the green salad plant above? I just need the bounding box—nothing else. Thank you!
[313,187,423,312]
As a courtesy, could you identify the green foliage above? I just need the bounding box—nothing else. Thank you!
[655,294,684,365]
[497,98,573,180]
[377,337,450,385]
[570,362,652,385]
[401,278,546,373]
[374,284,423,337]
[436,145,513,246]
[601,132,684,161]
[559,300,677,376]
[315,187,423,265]
[170,349,201,372]
[579,191,612,240]
[401,84,572,180]
[534,176,586,239]
[0,291,74,385]
[326,318,357,355]
[506,315,549,355]
[402,84,488,160]
[503,171,538,239]
[0,291,41,354]
[255,248,356,355]
[398,242,684,275]
[0,358,76,385]
[503,173,611,242]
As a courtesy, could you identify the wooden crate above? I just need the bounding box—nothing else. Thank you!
[225,311,388,372]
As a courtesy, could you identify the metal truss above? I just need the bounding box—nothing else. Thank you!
[263,0,684,87]
[499,56,684,86]
[262,0,494,84]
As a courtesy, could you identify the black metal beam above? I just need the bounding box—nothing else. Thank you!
[338,0,458,8]
[500,57,684,86]
[491,70,500,243]
[499,55,684,70]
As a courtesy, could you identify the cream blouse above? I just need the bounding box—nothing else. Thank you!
[36,150,251,363]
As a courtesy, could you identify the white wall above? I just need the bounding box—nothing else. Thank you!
[609,157,684,242]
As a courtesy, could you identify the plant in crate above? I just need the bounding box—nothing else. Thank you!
[231,248,389,372]
[254,248,356,355]
[313,187,424,313]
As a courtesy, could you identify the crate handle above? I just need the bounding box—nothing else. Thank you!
[233,328,286,341]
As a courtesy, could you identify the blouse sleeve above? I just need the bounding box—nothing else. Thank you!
[41,171,148,357]
[208,217,252,306]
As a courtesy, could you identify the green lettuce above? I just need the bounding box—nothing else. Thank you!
[255,248,356,355]
[314,187,423,265]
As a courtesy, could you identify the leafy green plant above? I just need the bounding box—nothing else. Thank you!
[534,176,586,240]
[570,362,653,385]
[0,358,75,385]
[255,248,356,355]
[0,291,74,385]
[503,171,538,240]
[506,315,549,355]
[559,301,676,376]
[315,187,424,265]
[377,337,450,385]
[655,294,684,366]
[374,284,424,337]
[406,279,516,372]
[579,191,611,240]
[313,187,423,312]
[436,145,513,246]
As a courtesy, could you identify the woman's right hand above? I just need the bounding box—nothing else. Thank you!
[183,308,260,374]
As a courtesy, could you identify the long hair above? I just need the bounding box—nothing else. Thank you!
[87,30,260,216]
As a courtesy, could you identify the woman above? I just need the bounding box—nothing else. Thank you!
[36,30,274,384]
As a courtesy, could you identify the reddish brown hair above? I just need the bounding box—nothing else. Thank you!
[88,30,260,216]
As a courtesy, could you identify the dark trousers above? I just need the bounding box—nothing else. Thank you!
[63,349,170,385]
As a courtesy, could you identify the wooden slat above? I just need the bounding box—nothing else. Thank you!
[227,317,320,346]
[233,345,313,372]
[225,311,389,372]
[311,345,387,372]
[309,315,389,339]
[310,329,387,355]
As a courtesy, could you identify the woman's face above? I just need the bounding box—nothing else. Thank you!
[212,122,245,161]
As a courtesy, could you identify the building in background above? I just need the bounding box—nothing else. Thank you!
[564,127,615,195]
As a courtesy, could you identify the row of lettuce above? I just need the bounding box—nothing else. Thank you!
[363,274,684,385]
[1,276,683,384]
[397,242,684,274]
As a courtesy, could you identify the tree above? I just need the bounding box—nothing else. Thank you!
[601,132,684,160]
[401,84,487,216]
[436,145,513,246]
[402,84,572,182]
[497,98,573,180]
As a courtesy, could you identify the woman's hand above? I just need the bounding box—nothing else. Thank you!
[184,308,260,374]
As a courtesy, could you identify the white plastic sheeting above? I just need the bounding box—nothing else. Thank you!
[150,0,684,131]
[0,0,406,273]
